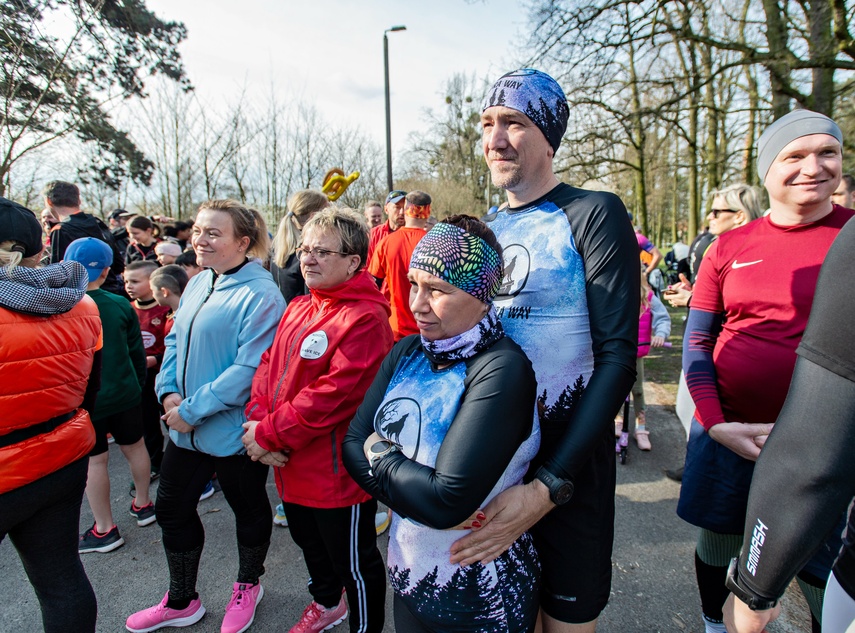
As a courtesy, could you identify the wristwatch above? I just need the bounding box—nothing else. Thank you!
[725,557,778,611]
[366,439,400,476]
[534,466,574,506]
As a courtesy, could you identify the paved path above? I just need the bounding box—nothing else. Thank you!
[1,384,812,632]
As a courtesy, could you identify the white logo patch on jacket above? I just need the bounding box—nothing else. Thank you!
[300,331,329,359]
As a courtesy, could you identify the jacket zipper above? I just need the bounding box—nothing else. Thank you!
[331,428,338,473]
[270,302,325,411]
[180,274,217,396]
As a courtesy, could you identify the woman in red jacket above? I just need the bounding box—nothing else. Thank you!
[0,198,102,633]
[243,207,393,633]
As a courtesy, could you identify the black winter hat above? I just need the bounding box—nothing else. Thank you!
[0,197,43,258]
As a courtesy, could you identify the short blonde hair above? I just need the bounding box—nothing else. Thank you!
[302,207,369,271]
[710,184,763,223]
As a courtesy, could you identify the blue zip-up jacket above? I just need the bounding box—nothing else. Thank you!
[156,260,286,456]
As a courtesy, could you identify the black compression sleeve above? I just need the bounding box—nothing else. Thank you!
[343,338,538,530]
[543,190,639,479]
[735,219,855,600]
[735,358,855,600]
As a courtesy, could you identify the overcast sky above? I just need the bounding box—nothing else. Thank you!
[144,0,532,158]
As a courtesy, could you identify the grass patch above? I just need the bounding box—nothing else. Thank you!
[641,306,686,402]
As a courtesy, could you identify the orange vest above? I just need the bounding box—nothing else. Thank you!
[0,297,101,494]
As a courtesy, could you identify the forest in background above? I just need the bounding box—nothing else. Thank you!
[4,0,855,245]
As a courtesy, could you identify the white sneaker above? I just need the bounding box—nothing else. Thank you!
[274,503,288,527]
[375,510,390,536]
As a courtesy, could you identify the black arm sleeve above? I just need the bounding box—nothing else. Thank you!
[735,359,855,600]
[543,191,639,479]
[343,337,538,530]
[736,217,855,599]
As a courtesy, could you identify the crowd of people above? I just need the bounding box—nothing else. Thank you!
[1,66,855,633]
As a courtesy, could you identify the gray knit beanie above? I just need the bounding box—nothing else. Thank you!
[757,109,842,183]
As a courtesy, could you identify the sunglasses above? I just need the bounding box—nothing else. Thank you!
[710,208,738,218]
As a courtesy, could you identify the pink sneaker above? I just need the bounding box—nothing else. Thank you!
[288,596,347,633]
[221,583,264,633]
[126,592,205,632]
[635,429,652,451]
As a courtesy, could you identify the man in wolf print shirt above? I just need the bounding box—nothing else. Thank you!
[450,69,639,632]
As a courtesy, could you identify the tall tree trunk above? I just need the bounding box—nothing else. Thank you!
[808,0,835,116]
[744,68,760,184]
[627,16,649,235]
[761,0,793,117]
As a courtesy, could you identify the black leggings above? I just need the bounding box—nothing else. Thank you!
[285,500,386,633]
[0,458,96,633]
[141,369,165,469]
[156,441,272,553]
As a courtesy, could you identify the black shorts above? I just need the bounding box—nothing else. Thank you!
[90,405,144,455]
[530,429,616,624]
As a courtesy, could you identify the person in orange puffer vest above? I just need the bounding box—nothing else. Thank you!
[0,197,102,633]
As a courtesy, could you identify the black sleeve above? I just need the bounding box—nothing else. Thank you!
[543,191,639,479]
[81,349,102,414]
[735,358,855,600]
[50,225,73,263]
[735,218,855,600]
[343,338,538,530]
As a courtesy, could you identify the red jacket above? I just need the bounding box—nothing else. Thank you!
[248,270,393,508]
[0,298,100,494]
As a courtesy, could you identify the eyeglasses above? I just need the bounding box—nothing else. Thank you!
[710,208,738,218]
[297,246,348,260]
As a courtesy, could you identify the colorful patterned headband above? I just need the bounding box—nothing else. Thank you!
[409,222,503,303]
[405,203,431,219]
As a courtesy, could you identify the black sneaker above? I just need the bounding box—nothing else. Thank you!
[79,524,125,553]
[665,466,684,482]
[129,501,157,527]
[150,466,161,482]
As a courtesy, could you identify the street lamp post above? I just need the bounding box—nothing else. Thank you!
[384,25,406,192]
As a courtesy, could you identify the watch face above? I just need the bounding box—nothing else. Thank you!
[555,483,573,505]
[370,440,391,453]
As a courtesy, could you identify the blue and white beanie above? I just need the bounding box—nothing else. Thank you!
[481,69,569,151]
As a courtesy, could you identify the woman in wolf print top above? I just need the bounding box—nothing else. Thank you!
[344,215,541,633]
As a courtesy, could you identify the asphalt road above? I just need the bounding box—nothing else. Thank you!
[1,396,812,632]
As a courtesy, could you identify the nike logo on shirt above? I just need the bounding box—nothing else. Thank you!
[732,259,763,269]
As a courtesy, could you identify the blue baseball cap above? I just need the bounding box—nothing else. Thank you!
[64,237,113,283]
[385,190,407,205]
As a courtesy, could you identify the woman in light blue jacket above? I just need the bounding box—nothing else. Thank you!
[127,200,286,633]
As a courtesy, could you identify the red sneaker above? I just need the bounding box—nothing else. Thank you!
[288,596,347,633]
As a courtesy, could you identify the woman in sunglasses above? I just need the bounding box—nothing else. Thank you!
[664,184,763,309]
[243,207,394,633]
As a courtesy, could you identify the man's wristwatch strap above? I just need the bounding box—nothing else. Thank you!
[725,557,778,611]
[534,466,574,506]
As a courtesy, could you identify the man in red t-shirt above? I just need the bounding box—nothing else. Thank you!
[680,109,854,633]
[367,190,406,263]
[368,191,431,341]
